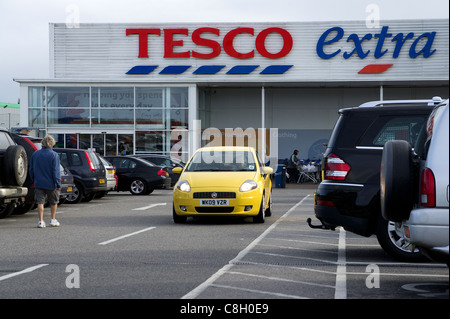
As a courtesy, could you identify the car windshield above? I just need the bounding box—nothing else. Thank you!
[185,150,257,172]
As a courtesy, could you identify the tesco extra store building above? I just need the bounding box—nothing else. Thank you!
[16,20,449,163]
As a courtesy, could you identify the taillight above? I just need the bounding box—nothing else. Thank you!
[420,168,435,207]
[157,168,166,176]
[84,151,95,172]
[23,137,39,151]
[324,153,350,180]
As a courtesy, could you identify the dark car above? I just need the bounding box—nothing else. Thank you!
[105,156,171,195]
[54,148,107,203]
[133,154,184,186]
[59,162,75,205]
[310,97,442,261]
[0,128,28,218]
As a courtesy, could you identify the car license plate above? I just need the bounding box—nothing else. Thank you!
[99,179,105,184]
[200,199,229,206]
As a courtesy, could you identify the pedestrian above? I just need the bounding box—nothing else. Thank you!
[29,135,61,228]
[287,149,300,183]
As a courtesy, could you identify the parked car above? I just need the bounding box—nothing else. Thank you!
[133,154,185,186]
[380,99,449,264]
[54,148,107,203]
[172,146,273,224]
[95,154,117,197]
[311,97,443,261]
[0,128,28,218]
[105,156,171,195]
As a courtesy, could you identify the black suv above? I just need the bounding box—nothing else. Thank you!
[311,97,443,261]
[54,148,107,204]
[0,128,28,218]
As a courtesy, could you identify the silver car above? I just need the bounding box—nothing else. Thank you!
[381,99,449,264]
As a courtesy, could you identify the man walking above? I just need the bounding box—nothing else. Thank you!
[29,135,61,228]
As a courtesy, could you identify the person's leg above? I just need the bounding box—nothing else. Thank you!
[37,204,44,222]
[50,204,57,220]
[35,188,46,227]
[49,189,60,226]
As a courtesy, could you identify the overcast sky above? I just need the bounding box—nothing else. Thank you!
[0,0,448,103]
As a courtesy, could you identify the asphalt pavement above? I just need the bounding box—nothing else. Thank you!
[0,182,448,306]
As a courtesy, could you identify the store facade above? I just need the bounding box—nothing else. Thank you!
[16,20,449,164]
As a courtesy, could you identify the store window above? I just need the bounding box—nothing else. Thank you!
[136,131,164,153]
[28,87,46,128]
[47,87,90,126]
[91,87,134,126]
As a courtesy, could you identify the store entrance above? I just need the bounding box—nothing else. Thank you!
[53,132,134,156]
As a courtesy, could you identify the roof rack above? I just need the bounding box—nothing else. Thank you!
[358,96,443,108]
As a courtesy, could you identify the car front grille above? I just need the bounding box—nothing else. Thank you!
[193,192,236,199]
[195,207,234,213]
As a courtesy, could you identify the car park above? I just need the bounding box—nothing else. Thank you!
[172,146,273,224]
[105,155,171,195]
[381,99,449,264]
[133,154,184,186]
[0,128,28,218]
[311,97,443,261]
[54,148,108,203]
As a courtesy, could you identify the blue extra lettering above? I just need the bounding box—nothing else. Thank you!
[316,27,344,59]
[409,32,437,58]
[316,26,437,60]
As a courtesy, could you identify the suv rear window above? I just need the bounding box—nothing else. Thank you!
[358,116,426,147]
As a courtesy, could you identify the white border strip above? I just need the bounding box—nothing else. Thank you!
[181,195,310,299]
[0,264,49,282]
[98,227,156,245]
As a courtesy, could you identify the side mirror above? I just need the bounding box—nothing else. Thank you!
[172,167,183,174]
[262,167,273,174]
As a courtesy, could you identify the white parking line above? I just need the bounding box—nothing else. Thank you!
[0,264,49,282]
[98,227,156,245]
[132,203,167,211]
[334,227,347,299]
[181,195,311,299]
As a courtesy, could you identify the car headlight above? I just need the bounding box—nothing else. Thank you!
[239,180,257,192]
[177,180,191,192]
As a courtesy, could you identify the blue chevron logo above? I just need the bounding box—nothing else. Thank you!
[126,65,293,75]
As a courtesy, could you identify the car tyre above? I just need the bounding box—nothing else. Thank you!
[66,182,84,204]
[173,205,187,224]
[376,216,425,262]
[130,178,147,195]
[265,194,272,217]
[380,140,415,222]
[0,203,15,219]
[4,145,27,186]
[253,195,265,223]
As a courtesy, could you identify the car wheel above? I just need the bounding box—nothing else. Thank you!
[13,203,34,215]
[66,182,83,204]
[173,205,187,224]
[4,145,27,186]
[0,203,15,219]
[130,178,147,195]
[253,195,265,223]
[265,195,272,217]
[380,140,415,222]
[376,216,425,262]
[82,192,96,202]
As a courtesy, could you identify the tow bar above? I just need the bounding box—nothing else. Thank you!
[306,217,335,230]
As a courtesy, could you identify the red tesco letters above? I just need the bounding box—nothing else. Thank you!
[126,27,293,59]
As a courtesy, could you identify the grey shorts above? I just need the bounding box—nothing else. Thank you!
[35,188,60,205]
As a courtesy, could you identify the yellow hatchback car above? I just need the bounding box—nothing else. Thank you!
[172,146,273,223]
